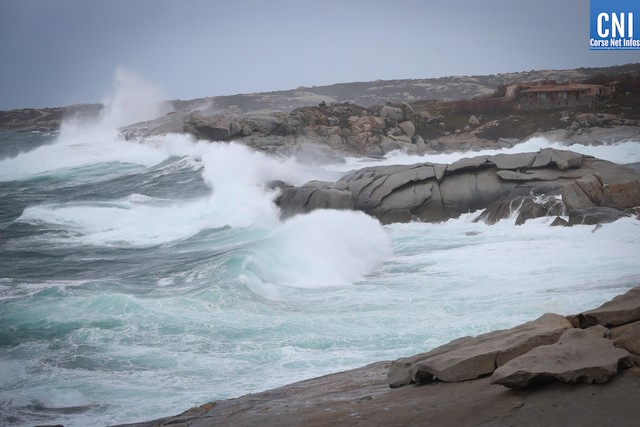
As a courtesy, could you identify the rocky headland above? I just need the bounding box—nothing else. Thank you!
[118,286,640,426]
[275,147,640,226]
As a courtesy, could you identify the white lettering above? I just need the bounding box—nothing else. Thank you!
[630,13,634,38]
[598,12,609,37]
[612,13,625,38]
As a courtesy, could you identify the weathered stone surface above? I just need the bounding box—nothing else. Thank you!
[276,149,640,224]
[380,105,404,122]
[387,313,572,387]
[568,286,640,328]
[600,180,640,210]
[276,181,353,218]
[531,148,583,170]
[397,120,416,138]
[567,207,632,225]
[488,152,537,170]
[611,320,640,361]
[475,196,564,225]
[561,174,603,210]
[491,326,632,389]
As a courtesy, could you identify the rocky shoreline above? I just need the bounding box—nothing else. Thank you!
[117,286,640,427]
[275,147,640,225]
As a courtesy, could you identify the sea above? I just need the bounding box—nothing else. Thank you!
[1,105,640,426]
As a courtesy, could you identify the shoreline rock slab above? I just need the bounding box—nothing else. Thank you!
[568,286,640,328]
[117,286,640,427]
[387,313,571,387]
[490,326,632,388]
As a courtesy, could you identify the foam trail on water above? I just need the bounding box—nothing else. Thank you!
[330,136,640,173]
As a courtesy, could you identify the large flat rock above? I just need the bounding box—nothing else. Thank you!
[117,365,640,427]
[491,326,632,389]
[387,313,571,387]
[568,286,640,328]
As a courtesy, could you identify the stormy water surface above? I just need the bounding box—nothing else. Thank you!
[1,85,640,426]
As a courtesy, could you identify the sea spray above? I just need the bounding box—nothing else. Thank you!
[2,70,640,426]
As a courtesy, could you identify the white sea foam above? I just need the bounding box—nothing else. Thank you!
[330,136,640,173]
[3,70,640,427]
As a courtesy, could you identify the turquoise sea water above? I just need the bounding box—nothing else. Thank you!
[1,126,640,426]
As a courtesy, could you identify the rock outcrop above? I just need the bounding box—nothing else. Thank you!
[277,148,640,224]
[118,286,640,427]
[389,286,640,391]
[387,313,572,387]
[567,286,640,328]
[490,326,632,388]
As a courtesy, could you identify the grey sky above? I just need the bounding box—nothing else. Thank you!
[0,0,637,109]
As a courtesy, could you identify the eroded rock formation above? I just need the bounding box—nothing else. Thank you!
[276,148,640,224]
[389,286,640,391]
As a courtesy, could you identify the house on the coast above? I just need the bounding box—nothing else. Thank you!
[505,82,613,109]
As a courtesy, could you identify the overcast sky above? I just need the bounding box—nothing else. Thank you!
[0,0,637,109]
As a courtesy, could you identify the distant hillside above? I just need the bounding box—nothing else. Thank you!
[2,63,639,132]
[173,63,640,112]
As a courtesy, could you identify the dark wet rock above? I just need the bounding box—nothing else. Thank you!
[550,216,569,226]
[475,196,564,225]
[567,207,632,225]
[387,313,572,387]
[567,286,640,328]
[491,326,632,389]
[275,181,353,218]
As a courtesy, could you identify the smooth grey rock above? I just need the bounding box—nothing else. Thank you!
[531,148,583,170]
[388,313,571,387]
[380,106,404,122]
[561,174,602,210]
[398,120,416,138]
[568,286,640,328]
[491,327,632,389]
[488,152,537,170]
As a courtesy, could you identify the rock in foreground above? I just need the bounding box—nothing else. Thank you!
[490,326,632,388]
[117,286,640,427]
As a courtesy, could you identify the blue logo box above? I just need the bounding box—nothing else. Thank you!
[590,0,640,50]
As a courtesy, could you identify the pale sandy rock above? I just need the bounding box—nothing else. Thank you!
[568,286,640,328]
[397,120,416,138]
[491,326,632,389]
[387,313,571,387]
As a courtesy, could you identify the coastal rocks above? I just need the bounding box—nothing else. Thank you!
[387,313,572,387]
[562,174,640,211]
[490,326,632,389]
[390,286,640,392]
[567,286,640,328]
[278,148,640,224]
[567,207,632,225]
[474,196,564,225]
[130,286,640,427]
[274,181,354,217]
